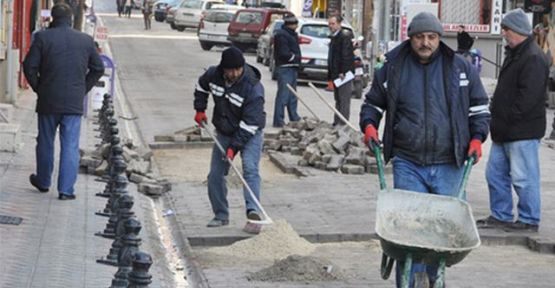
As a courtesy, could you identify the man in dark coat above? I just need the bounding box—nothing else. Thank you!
[477,9,549,233]
[360,12,490,287]
[272,14,301,127]
[456,24,474,54]
[23,3,104,200]
[327,15,354,126]
[193,47,266,232]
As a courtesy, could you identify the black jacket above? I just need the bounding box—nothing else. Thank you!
[490,37,549,142]
[327,29,354,80]
[23,17,104,115]
[274,26,301,68]
[360,41,490,166]
[194,64,266,151]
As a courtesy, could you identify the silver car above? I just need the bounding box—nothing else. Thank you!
[197,5,241,50]
[174,0,224,31]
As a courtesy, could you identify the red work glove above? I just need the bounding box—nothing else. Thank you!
[194,111,207,126]
[226,147,236,160]
[363,124,379,146]
[467,139,482,164]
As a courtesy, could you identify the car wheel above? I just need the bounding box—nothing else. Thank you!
[155,15,164,22]
[176,26,185,32]
[353,79,363,99]
[170,23,177,30]
[200,41,213,51]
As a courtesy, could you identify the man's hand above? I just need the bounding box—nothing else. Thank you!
[226,147,236,160]
[467,139,482,164]
[363,124,379,146]
[194,111,207,126]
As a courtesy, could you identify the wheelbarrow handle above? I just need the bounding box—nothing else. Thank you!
[457,155,476,200]
[369,141,387,191]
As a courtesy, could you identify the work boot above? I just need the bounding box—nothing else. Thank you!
[206,218,229,227]
[503,221,539,233]
[476,216,512,229]
[29,174,49,193]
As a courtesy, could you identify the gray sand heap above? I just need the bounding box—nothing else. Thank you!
[208,219,315,261]
[247,254,342,282]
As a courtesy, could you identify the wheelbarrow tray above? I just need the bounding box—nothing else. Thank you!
[375,188,481,267]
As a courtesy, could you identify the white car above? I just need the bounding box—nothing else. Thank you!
[174,0,224,31]
[197,5,241,50]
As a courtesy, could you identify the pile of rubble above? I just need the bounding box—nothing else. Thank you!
[265,118,378,174]
[80,139,171,197]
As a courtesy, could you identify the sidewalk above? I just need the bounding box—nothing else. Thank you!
[0,90,173,287]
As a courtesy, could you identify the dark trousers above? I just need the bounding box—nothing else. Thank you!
[333,80,353,125]
[273,66,300,127]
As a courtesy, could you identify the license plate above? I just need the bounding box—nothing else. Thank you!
[315,59,327,66]
[239,32,251,38]
[355,67,364,75]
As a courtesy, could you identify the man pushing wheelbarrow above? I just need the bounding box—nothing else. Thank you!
[359,12,491,288]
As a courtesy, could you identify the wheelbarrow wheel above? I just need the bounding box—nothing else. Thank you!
[380,253,395,280]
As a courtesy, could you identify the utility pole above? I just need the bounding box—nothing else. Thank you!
[6,0,16,104]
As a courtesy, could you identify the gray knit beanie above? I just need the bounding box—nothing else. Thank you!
[407,12,443,37]
[501,9,532,36]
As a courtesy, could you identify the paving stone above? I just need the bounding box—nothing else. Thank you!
[326,155,345,171]
[153,134,174,142]
[345,147,366,165]
[290,147,302,155]
[122,145,140,162]
[138,183,164,196]
[340,164,365,174]
[318,138,336,155]
[332,133,350,152]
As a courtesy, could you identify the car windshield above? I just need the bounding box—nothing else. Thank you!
[181,0,202,9]
[300,24,331,39]
[235,11,263,24]
[205,11,234,23]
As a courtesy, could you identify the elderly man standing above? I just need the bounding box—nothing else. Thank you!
[359,12,490,287]
[477,9,549,233]
[23,3,104,200]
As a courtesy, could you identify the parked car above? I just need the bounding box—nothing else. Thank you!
[227,8,290,51]
[197,5,241,50]
[154,0,183,22]
[266,18,370,92]
[166,4,180,29]
[255,19,283,65]
[174,0,224,31]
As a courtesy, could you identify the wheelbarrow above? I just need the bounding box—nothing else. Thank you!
[371,143,481,288]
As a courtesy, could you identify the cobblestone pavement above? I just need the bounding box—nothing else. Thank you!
[0,91,178,287]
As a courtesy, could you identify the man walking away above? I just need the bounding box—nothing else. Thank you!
[273,14,301,127]
[328,15,354,126]
[23,3,104,200]
[116,0,125,17]
[193,47,266,233]
[360,12,490,287]
[477,9,549,233]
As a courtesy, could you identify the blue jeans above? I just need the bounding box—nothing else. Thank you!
[35,114,82,195]
[392,156,465,288]
[486,140,541,225]
[273,67,300,127]
[207,130,263,220]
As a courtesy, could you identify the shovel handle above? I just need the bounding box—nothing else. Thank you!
[457,155,476,200]
[369,141,387,191]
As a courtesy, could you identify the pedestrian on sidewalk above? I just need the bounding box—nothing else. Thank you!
[124,0,133,18]
[272,13,301,127]
[456,25,474,55]
[142,0,154,30]
[22,3,104,200]
[359,12,490,287]
[327,15,354,126]
[116,0,125,17]
[476,9,549,233]
[193,47,266,230]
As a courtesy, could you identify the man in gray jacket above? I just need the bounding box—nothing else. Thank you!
[360,12,490,287]
[23,3,104,200]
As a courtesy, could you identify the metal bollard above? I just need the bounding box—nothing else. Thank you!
[128,251,153,287]
[97,195,136,266]
[108,218,142,287]
[96,191,133,238]
[96,146,126,197]
[96,173,128,212]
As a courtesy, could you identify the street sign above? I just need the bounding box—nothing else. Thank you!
[491,0,502,35]
[95,26,108,43]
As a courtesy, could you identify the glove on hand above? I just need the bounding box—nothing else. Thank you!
[194,111,207,126]
[226,147,237,160]
[363,124,379,146]
[467,139,482,164]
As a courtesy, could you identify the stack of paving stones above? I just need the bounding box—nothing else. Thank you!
[90,94,154,287]
[80,95,171,198]
[265,118,381,174]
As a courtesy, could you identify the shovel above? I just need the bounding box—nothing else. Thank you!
[200,121,273,228]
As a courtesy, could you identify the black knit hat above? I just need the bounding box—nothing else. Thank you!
[284,14,298,25]
[219,47,245,69]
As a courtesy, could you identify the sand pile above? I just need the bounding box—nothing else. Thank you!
[208,219,315,261]
[247,255,342,282]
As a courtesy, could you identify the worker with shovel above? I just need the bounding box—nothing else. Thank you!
[193,47,266,233]
[359,12,490,288]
